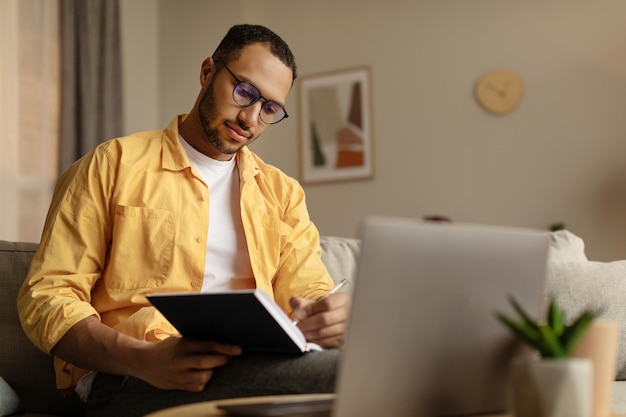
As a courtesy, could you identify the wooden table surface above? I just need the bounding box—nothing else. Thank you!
[144,393,625,417]
[144,393,334,417]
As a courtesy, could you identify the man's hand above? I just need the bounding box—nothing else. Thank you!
[135,336,241,392]
[289,292,352,349]
[51,316,241,392]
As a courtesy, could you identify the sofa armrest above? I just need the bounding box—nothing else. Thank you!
[0,376,20,416]
[0,240,85,416]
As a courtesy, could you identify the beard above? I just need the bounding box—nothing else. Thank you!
[198,78,251,157]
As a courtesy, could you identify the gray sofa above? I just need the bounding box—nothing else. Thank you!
[1,231,626,416]
[0,241,84,416]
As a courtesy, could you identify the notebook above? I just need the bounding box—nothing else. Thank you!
[148,290,322,354]
[219,216,549,417]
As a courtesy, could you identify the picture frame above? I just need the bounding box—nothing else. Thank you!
[298,66,374,185]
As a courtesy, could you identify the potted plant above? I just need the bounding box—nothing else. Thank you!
[497,296,600,417]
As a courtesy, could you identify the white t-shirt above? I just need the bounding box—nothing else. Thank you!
[179,136,254,292]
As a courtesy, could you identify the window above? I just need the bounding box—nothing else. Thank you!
[0,0,60,242]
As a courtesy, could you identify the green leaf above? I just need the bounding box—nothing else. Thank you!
[496,313,541,348]
[496,295,599,358]
[538,325,566,358]
[508,296,541,333]
[547,297,565,337]
[561,311,599,356]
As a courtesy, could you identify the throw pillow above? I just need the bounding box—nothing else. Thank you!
[0,377,21,416]
[545,260,626,379]
[319,236,361,294]
[548,230,588,262]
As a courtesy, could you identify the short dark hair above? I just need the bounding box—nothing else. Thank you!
[212,24,297,82]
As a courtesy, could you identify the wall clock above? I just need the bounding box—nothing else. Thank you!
[474,69,524,115]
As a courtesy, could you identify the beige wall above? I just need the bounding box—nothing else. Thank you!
[121,0,626,261]
[120,0,159,134]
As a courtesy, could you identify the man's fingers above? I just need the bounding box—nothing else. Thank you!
[180,338,243,356]
[309,292,351,317]
[138,336,241,391]
[291,292,350,320]
[302,322,347,349]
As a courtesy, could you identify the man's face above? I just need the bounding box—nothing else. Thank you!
[197,43,293,161]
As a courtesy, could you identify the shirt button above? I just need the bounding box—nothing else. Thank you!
[196,237,202,243]
[200,195,206,201]
[191,280,199,288]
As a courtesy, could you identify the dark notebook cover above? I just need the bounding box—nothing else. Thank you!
[147,290,321,354]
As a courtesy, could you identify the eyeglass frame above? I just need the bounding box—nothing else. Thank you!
[213,58,289,125]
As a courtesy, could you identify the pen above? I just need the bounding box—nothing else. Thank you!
[293,279,349,325]
[316,278,349,301]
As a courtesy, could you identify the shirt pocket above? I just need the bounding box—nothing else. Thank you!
[257,215,295,277]
[261,214,293,248]
[107,205,176,290]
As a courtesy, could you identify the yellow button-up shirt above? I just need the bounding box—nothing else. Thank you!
[17,115,333,391]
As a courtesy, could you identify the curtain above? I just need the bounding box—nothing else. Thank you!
[0,0,124,241]
[0,0,60,242]
[59,0,124,172]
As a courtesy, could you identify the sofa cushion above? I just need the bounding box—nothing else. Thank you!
[319,236,360,295]
[548,230,588,262]
[319,230,585,287]
[0,241,85,416]
[545,260,626,380]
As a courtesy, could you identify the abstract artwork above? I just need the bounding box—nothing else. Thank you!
[298,67,374,184]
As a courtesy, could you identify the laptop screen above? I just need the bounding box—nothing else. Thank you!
[332,216,549,417]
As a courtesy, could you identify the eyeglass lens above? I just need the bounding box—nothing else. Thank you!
[232,82,286,124]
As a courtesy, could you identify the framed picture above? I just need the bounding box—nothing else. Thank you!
[298,66,374,185]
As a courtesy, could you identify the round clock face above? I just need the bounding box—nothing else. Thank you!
[474,69,523,115]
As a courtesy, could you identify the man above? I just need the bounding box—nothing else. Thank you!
[17,24,351,417]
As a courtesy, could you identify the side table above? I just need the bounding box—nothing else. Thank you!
[144,394,626,417]
[144,393,335,417]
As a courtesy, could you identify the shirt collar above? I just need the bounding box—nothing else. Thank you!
[161,113,260,181]
[161,114,192,172]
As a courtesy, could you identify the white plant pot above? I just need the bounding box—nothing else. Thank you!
[512,357,593,417]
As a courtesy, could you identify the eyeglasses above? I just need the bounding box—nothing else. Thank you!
[214,59,288,125]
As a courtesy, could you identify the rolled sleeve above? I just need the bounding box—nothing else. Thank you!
[17,146,112,354]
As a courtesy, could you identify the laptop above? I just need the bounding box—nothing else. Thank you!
[219,216,550,417]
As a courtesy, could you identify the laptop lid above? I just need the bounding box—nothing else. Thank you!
[332,216,549,417]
